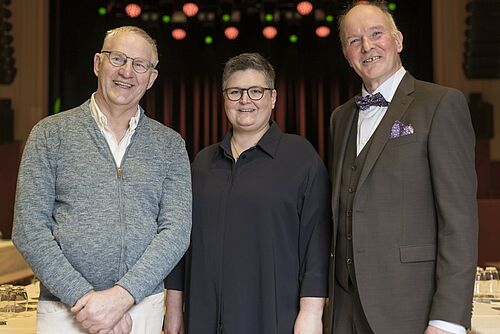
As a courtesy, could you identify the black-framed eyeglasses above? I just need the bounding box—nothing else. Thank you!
[223,86,273,101]
[101,50,154,74]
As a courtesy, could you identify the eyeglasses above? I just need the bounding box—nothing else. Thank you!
[101,50,154,74]
[223,86,273,101]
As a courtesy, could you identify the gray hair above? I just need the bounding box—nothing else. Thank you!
[102,26,159,66]
[337,0,399,50]
[222,53,275,89]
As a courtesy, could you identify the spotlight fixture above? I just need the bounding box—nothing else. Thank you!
[171,28,187,40]
[262,25,278,40]
[224,26,239,40]
[296,1,314,16]
[315,26,331,38]
[125,3,142,18]
[182,2,199,17]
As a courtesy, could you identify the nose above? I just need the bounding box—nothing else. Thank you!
[119,59,134,76]
[239,89,251,103]
[361,36,372,53]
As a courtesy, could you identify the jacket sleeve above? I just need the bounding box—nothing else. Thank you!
[427,88,478,328]
[117,134,192,303]
[12,122,94,306]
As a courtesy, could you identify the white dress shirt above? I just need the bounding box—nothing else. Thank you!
[356,67,466,334]
[89,93,140,167]
[356,66,406,155]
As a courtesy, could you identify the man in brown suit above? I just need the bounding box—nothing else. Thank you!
[326,1,477,333]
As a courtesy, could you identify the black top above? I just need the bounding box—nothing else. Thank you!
[167,121,331,334]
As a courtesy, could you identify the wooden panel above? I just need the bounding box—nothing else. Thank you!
[0,142,21,239]
[477,199,500,266]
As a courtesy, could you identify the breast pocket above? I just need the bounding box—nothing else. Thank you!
[387,133,417,147]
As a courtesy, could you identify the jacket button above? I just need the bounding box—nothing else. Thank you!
[330,252,334,258]
[347,234,352,241]
[346,258,352,265]
[351,165,356,171]
[348,187,354,193]
[346,210,352,217]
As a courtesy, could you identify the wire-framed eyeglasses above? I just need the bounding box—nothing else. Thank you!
[223,86,273,101]
[101,50,155,74]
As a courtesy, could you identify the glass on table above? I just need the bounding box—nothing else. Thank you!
[11,286,28,314]
[484,266,500,294]
[0,285,13,319]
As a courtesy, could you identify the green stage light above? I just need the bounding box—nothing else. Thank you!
[289,34,298,43]
[204,36,214,45]
[98,7,107,16]
[326,14,334,23]
[222,13,230,22]
[264,13,273,22]
[388,2,396,11]
[162,15,171,23]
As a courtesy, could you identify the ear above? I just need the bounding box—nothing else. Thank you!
[271,89,277,109]
[93,53,102,77]
[146,69,158,90]
[394,31,403,53]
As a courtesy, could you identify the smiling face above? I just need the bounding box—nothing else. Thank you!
[224,69,276,135]
[93,31,158,115]
[341,4,403,92]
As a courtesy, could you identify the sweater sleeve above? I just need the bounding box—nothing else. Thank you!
[117,134,192,303]
[12,122,94,306]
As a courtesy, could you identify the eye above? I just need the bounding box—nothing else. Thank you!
[133,60,148,71]
[348,38,360,45]
[227,88,241,96]
[371,31,382,38]
[249,87,264,95]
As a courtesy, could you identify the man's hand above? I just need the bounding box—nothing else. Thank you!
[293,297,325,334]
[71,285,135,333]
[97,312,133,334]
[424,325,453,334]
[164,290,185,334]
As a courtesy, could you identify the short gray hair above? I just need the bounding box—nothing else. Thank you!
[337,0,399,50]
[102,26,159,66]
[222,53,275,89]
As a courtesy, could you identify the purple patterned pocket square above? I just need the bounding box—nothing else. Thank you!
[390,120,414,139]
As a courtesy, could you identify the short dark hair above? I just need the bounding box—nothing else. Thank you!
[222,53,275,89]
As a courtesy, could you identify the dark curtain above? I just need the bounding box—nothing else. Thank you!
[143,30,358,161]
[52,0,432,163]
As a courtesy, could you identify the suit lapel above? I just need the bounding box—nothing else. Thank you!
[357,73,416,190]
[331,99,357,218]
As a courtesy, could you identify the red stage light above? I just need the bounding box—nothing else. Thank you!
[172,28,187,40]
[262,26,278,39]
[296,1,313,16]
[182,2,199,17]
[224,26,239,40]
[125,3,142,18]
[315,26,331,38]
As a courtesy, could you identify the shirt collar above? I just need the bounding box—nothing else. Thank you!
[361,66,406,102]
[90,92,141,132]
[220,120,282,159]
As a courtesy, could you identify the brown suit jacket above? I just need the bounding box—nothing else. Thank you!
[326,73,478,333]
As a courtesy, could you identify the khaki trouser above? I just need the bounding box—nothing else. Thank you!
[36,292,164,334]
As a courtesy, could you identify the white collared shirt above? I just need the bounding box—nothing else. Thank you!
[356,66,406,155]
[89,93,140,167]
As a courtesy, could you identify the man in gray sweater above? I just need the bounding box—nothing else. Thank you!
[12,26,192,334]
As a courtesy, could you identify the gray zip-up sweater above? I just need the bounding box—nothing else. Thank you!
[12,100,192,307]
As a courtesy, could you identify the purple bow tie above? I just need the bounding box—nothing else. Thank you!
[355,92,389,111]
